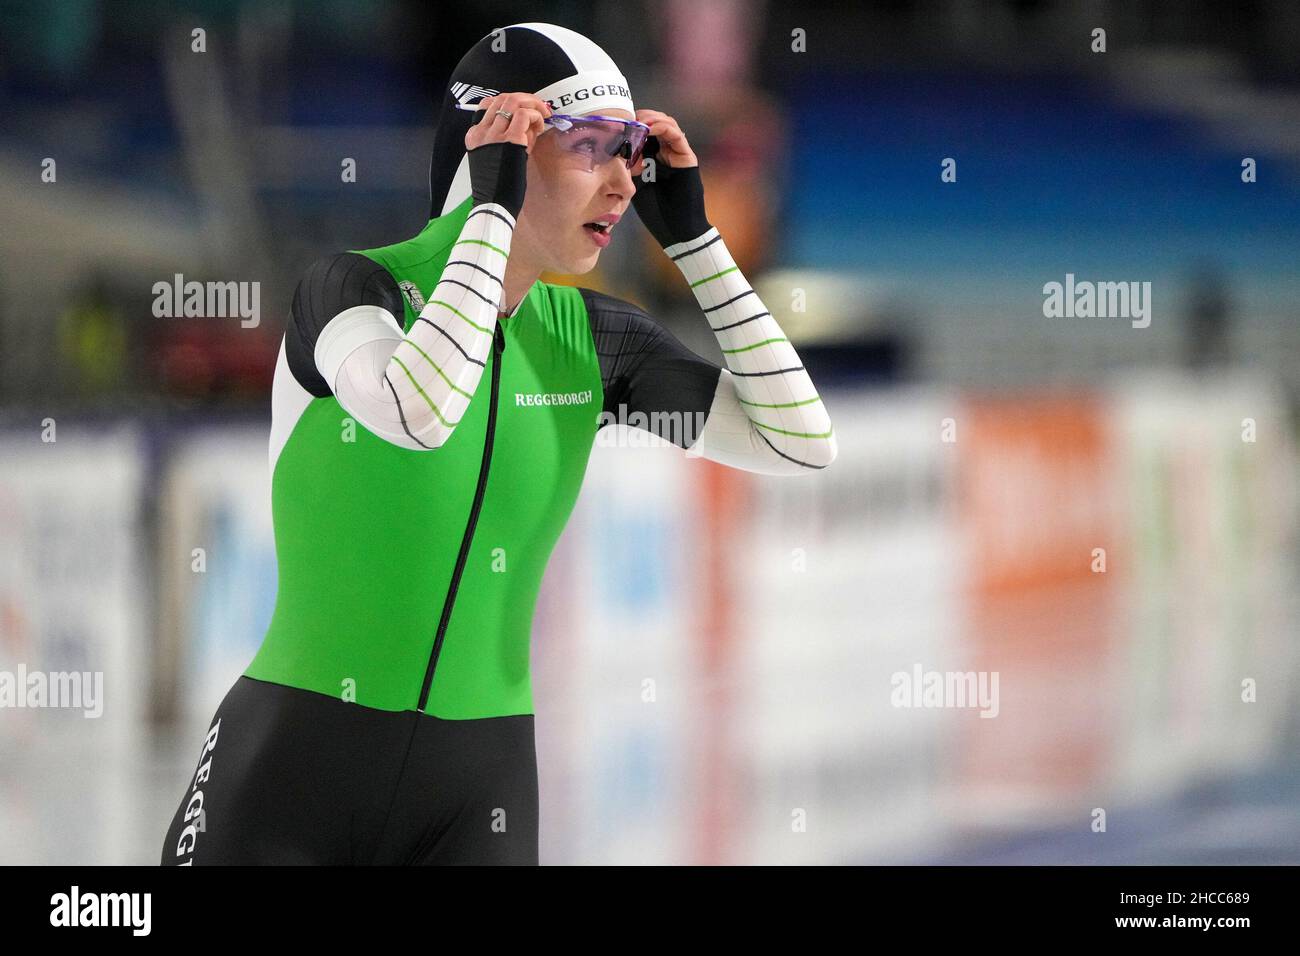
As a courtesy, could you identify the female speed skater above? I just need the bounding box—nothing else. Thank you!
[161,21,836,865]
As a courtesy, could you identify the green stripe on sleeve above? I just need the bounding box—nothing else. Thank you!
[688,266,739,289]
[428,300,491,335]
[722,337,788,354]
[752,421,834,440]
[739,395,822,410]
[453,238,508,257]
[397,340,472,400]
[390,355,458,428]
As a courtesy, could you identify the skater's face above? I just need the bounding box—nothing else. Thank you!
[515,107,637,276]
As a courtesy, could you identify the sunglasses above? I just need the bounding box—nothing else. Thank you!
[458,103,652,172]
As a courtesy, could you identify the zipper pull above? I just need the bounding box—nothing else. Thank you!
[494,322,506,355]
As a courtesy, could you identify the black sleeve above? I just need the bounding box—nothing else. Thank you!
[467,141,529,219]
[580,288,722,448]
[285,252,406,397]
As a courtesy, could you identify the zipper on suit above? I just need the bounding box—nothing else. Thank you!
[417,321,507,713]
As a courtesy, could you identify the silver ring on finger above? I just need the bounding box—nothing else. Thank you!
[495,108,514,122]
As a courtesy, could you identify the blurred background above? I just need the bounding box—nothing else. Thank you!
[1,0,1299,865]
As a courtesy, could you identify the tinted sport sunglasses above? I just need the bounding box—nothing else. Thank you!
[459,103,652,171]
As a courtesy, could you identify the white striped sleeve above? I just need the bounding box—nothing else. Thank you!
[323,203,515,450]
[666,227,837,475]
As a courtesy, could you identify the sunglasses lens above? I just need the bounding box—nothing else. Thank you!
[626,129,649,169]
[551,117,650,170]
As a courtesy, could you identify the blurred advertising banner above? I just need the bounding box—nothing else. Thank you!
[533,436,707,865]
[17,374,1287,863]
[533,392,963,864]
[535,376,1296,862]
[953,396,1120,823]
[732,390,961,864]
[156,427,275,731]
[0,425,147,863]
[950,377,1297,828]
[1110,374,1298,795]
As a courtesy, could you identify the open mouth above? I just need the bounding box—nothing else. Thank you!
[582,220,613,247]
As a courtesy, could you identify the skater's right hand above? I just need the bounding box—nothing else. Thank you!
[465,93,553,154]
